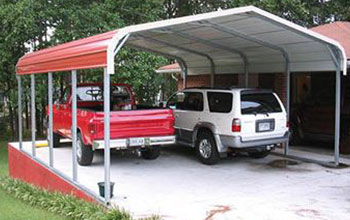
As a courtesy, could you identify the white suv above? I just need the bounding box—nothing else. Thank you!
[167,87,289,165]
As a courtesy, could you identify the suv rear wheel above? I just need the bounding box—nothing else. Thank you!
[77,132,94,166]
[196,131,220,165]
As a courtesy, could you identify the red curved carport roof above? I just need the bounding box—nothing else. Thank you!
[16,30,118,75]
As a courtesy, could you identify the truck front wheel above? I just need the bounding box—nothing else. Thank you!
[47,130,61,148]
[141,146,160,160]
[77,133,94,166]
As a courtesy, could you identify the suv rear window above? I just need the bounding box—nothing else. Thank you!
[241,93,282,115]
[208,92,233,113]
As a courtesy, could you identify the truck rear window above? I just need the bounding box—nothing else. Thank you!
[207,92,233,113]
[77,85,131,102]
[241,93,282,115]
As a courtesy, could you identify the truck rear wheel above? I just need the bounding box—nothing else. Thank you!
[141,146,160,160]
[195,131,220,165]
[77,133,94,166]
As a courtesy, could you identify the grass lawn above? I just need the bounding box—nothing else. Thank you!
[0,141,70,220]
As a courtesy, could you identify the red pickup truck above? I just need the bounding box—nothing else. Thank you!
[49,83,175,166]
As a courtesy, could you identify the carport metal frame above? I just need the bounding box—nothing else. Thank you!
[15,6,347,205]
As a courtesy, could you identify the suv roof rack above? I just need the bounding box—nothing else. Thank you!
[183,86,242,90]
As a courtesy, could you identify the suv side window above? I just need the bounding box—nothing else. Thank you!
[183,92,204,111]
[167,92,185,110]
[207,92,233,113]
[241,93,282,114]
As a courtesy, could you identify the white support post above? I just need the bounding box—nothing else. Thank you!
[244,63,249,88]
[71,70,78,181]
[179,61,187,89]
[17,76,22,150]
[284,61,291,156]
[31,74,36,157]
[210,65,215,88]
[103,67,111,204]
[184,66,188,89]
[48,72,54,167]
[334,65,341,166]
[183,70,187,89]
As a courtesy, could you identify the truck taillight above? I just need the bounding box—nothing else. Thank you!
[232,118,241,132]
[286,120,290,128]
[88,123,96,134]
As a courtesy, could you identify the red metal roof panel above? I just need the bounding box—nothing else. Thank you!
[16,30,118,75]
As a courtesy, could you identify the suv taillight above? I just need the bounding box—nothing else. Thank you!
[232,118,241,132]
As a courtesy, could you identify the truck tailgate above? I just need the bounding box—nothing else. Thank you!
[93,109,174,140]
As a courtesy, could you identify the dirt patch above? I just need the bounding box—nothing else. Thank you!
[205,205,231,220]
[267,159,300,168]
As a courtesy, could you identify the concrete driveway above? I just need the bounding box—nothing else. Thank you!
[15,142,350,220]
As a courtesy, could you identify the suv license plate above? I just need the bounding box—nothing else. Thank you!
[258,122,271,131]
[129,138,145,146]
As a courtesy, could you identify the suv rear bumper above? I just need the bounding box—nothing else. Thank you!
[219,132,289,149]
[92,135,176,150]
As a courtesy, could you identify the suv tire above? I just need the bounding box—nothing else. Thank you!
[196,131,220,165]
[77,132,94,166]
[248,150,270,159]
[141,146,161,160]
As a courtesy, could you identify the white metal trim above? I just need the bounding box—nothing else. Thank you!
[109,5,346,75]
[71,70,78,181]
[31,74,36,157]
[48,72,54,167]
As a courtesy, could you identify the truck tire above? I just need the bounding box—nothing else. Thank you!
[248,150,270,159]
[52,133,61,148]
[47,128,61,148]
[195,131,220,165]
[141,146,160,160]
[77,132,94,166]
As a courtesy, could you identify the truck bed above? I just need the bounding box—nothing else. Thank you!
[89,108,174,141]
